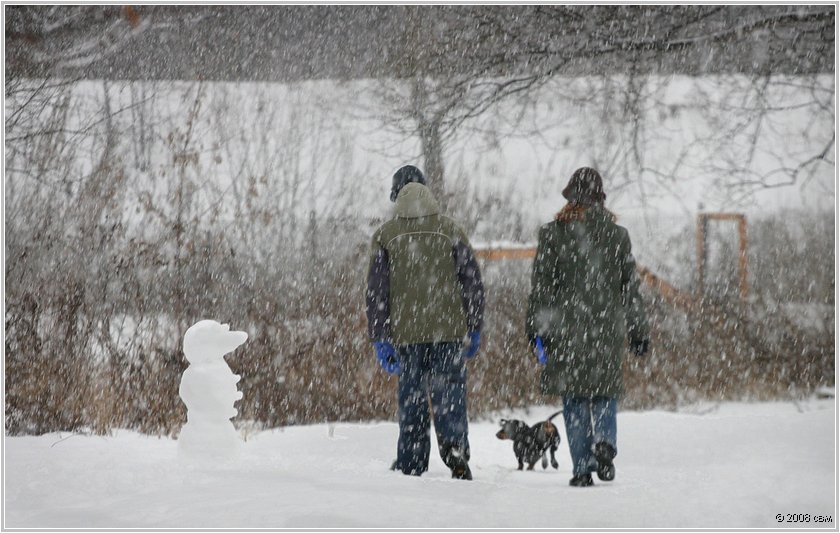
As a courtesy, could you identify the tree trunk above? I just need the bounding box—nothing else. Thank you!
[412,77,446,202]
[420,117,445,201]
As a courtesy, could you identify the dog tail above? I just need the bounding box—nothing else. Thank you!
[547,409,563,421]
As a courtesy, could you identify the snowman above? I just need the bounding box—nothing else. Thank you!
[178,320,248,460]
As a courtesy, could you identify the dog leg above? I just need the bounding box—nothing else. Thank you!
[550,446,559,469]
[541,452,548,470]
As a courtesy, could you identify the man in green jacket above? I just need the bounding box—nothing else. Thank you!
[366,165,485,480]
[526,167,650,487]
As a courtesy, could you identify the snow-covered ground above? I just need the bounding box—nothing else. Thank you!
[4,400,836,529]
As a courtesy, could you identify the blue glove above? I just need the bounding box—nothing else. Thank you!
[374,341,400,375]
[535,336,547,365]
[463,331,481,359]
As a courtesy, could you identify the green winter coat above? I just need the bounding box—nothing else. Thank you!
[526,204,649,398]
[369,183,471,345]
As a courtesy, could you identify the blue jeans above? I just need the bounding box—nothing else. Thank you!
[562,396,617,476]
[395,342,470,476]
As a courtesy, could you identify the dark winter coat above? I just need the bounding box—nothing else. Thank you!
[526,203,649,398]
[366,183,485,346]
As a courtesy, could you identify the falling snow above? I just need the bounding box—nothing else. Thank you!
[4,5,835,529]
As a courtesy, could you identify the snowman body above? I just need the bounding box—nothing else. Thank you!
[178,320,247,460]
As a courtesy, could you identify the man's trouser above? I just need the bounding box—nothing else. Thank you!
[395,342,470,476]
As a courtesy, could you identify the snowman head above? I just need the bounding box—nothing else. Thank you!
[183,320,248,365]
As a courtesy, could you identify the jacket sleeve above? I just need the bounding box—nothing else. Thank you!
[526,225,556,340]
[365,237,391,342]
[619,230,650,342]
[453,240,485,333]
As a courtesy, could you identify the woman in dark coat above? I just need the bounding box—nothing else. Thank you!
[526,167,650,487]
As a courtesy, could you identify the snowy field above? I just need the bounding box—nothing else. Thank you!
[4,400,836,529]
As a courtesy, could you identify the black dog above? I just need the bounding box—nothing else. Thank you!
[496,410,563,471]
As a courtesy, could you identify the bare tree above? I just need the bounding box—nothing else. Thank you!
[4,6,209,77]
[371,5,833,203]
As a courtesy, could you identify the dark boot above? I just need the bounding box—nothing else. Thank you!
[451,461,473,480]
[594,441,616,482]
[444,446,473,480]
[569,473,594,487]
[392,457,428,476]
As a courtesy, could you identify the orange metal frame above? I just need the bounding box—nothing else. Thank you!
[475,248,536,261]
[696,213,749,301]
